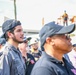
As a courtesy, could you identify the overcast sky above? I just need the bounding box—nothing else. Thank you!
[0,0,76,30]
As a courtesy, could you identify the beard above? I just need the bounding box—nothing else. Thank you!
[34,47,38,51]
[12,36,23,43]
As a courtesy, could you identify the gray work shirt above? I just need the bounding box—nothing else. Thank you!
[0,42,26,75]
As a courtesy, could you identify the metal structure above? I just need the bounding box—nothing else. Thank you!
[23,29,39,36]
[14,0,17,20]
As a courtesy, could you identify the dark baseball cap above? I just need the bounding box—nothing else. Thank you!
[39,21,75,46]
[1,19,21,38]
[0,38,6,45]
[23,37,31,42]
[73,44,76,47]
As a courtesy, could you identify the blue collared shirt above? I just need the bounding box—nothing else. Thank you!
[31,51,76,75]
[0,42,26,75]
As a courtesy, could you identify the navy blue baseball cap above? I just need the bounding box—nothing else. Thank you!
[0,38,6,45]
[23,37,31,42]
[1,19,21,38]
[73,44,76,47]
[39,21,75,47]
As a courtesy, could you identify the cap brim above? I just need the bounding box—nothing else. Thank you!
[23,37,31,42]
[56,24,75,34]
[26,37,31,41]
[73,44,76,47]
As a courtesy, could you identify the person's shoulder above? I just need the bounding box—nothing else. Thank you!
[65,13,68,16]
[0,45,15,58]
[0,45,9,55]
[31,57,55,75]
[33,55,52,67]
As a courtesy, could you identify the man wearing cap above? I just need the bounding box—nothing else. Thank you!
[31,21,76,75]
[0,19,26,75]
[18,37,35,75]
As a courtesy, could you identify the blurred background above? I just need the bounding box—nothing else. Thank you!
[0,0,76,38]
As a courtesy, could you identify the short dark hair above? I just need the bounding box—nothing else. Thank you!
[4,27,15,41]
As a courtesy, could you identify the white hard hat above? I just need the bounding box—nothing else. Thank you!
[29,38,38,45]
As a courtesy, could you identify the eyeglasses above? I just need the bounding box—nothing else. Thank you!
[64,34,70,40]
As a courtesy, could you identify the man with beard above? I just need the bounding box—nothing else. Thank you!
[29,38,42,61]
[0,19,26,75]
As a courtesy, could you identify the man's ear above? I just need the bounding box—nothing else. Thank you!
[46,37,55,45]
[7,32,13,38]
[46,37,52,44]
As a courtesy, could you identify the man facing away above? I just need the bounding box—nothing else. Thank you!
[31,21,76,75]
[0,19,26,75]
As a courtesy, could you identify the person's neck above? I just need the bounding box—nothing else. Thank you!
[8,40,18,49]
[34,49,38,53]
[45,50,63,61]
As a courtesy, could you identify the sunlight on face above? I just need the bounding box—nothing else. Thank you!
[13,25,24,42]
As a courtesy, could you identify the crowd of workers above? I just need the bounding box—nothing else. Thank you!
[0,19,76,75]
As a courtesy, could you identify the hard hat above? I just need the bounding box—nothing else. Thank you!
[29,38,38,45]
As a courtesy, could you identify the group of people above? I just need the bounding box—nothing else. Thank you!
[0,19,76,75]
